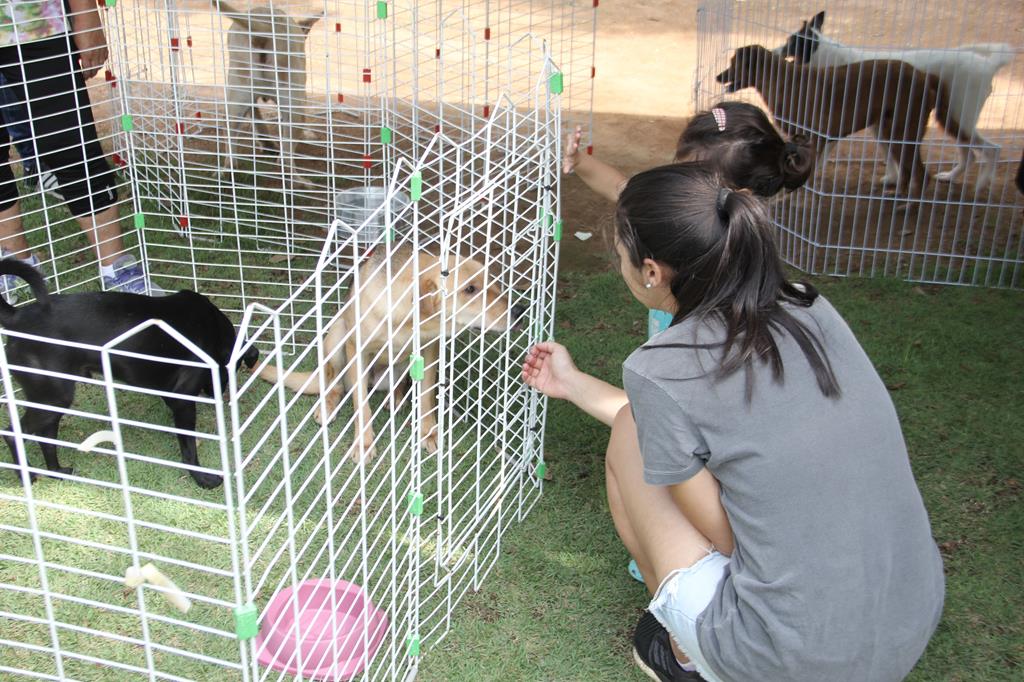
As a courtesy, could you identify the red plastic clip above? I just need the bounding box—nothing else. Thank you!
[176,122,185,134]
[586,145,594,155]
[434,124,441,133]
[335,22,341,32]
[112,153,126,168]
[591,66,596,78]
[178,216,189,229]
[186,36,193,48]
[362,154,372,169]
[105,70,117,87]
[483,105,490,118]
[484,27,491,40]
[195,111,202,119]
[337,93,345,103]
[170,37,180,51]
[362,68,372,83]
[435,47,440,59]
[593,0,599,6]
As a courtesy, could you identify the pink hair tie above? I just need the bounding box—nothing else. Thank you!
[711,107,727,132]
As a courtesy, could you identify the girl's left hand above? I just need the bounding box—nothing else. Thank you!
[521,341,581,401]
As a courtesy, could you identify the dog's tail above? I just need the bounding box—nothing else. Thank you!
[933,77,972,146]
[256,364,325,395]
[958,43,1015,71]
[0,258,50,324]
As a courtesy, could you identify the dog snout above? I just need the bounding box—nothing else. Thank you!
[511,303,527,320]
[242,344,259,369]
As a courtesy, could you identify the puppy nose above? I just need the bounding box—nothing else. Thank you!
[511,303,527,319]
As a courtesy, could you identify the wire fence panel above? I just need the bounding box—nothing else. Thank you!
[694,1,1023,287]
[0,1,591,679]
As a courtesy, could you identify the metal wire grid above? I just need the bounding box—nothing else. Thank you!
[1,2,565,680]
[694,1,1024,287]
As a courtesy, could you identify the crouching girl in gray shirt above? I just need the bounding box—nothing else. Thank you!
[521,162,944,681]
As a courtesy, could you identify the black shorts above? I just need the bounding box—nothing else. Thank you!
[0,33,118,216]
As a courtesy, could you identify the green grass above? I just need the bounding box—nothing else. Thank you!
[417,269,1024,682]
[1,206,1021,680]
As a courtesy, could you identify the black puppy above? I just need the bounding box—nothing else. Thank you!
[0,258,258,489]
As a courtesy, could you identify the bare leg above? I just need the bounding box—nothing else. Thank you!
[0,202,30,256]
[606,406,731,662]
[76,204,125,266]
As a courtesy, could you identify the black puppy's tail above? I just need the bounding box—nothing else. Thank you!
[0,258,50,324]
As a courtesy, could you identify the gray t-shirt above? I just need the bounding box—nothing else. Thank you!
[623,296,944,682]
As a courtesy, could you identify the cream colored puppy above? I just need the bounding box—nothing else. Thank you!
[259,246,524,461]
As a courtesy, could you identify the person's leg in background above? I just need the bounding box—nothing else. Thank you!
[0,72,39,179]
[3,34,159,294]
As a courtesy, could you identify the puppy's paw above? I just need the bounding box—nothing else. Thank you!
[37,466,73,482]
[421,426,438,453]
[192,471,224,489]
[347,438,377,463]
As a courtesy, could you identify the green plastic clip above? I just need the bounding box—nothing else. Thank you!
[234,603,258,641]
[409,354,424,381]
[376,1,388,19]
[105,0,117,7]
[535,462,547,479]
[120,114,134,132]
[409,172,423,201]
[407,635,421,657]
[553,219,563,242]
[381,126,393,144]
[133,213,145,230]
[408,493,424,517]
[549,72,564,95]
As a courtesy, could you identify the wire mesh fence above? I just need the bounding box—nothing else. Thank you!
[0,1,590,679]
[694,1,1024,287]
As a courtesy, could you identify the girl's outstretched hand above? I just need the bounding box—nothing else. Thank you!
[562,125,583,175]
[521,341,580,401]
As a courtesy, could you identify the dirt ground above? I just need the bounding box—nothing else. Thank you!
[91,1,1024,278]
[560,0,1024,277]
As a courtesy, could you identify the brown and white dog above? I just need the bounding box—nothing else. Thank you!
[211,1,320,181]
[715,45,964,200]
[258,246,525,461]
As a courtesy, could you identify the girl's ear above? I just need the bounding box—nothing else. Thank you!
[641,257,675,288]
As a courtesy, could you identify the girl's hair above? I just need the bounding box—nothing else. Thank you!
[674,101,815,197]
[616,163,840,398]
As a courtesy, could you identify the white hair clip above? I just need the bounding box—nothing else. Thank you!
[711,107,727,132]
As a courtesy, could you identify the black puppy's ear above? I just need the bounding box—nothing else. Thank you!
[811,10,825,30]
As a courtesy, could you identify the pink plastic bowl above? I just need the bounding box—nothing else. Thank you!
[255,579,389,681]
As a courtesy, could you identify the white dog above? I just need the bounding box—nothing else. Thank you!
[211,1,321,181]
[778,11,1013,190]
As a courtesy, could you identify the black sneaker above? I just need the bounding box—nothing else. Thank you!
[632,610,706,681]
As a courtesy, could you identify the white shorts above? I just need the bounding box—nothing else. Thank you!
[648,551,730,682]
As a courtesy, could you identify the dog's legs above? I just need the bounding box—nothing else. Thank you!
[224,88,256,175]
[872,125,901,187]
[314,317,349,425]
[344,337,377,462]
[4,376,76,481]
[163,396,222,489]
[5,407,72,481]
[934,144,970,185]
[888,141,928,215]
[419,341,439,453]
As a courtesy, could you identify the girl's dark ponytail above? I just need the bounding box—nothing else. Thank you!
[618,163,840,400]
[780,134,815,190]
[674,102,816,198]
